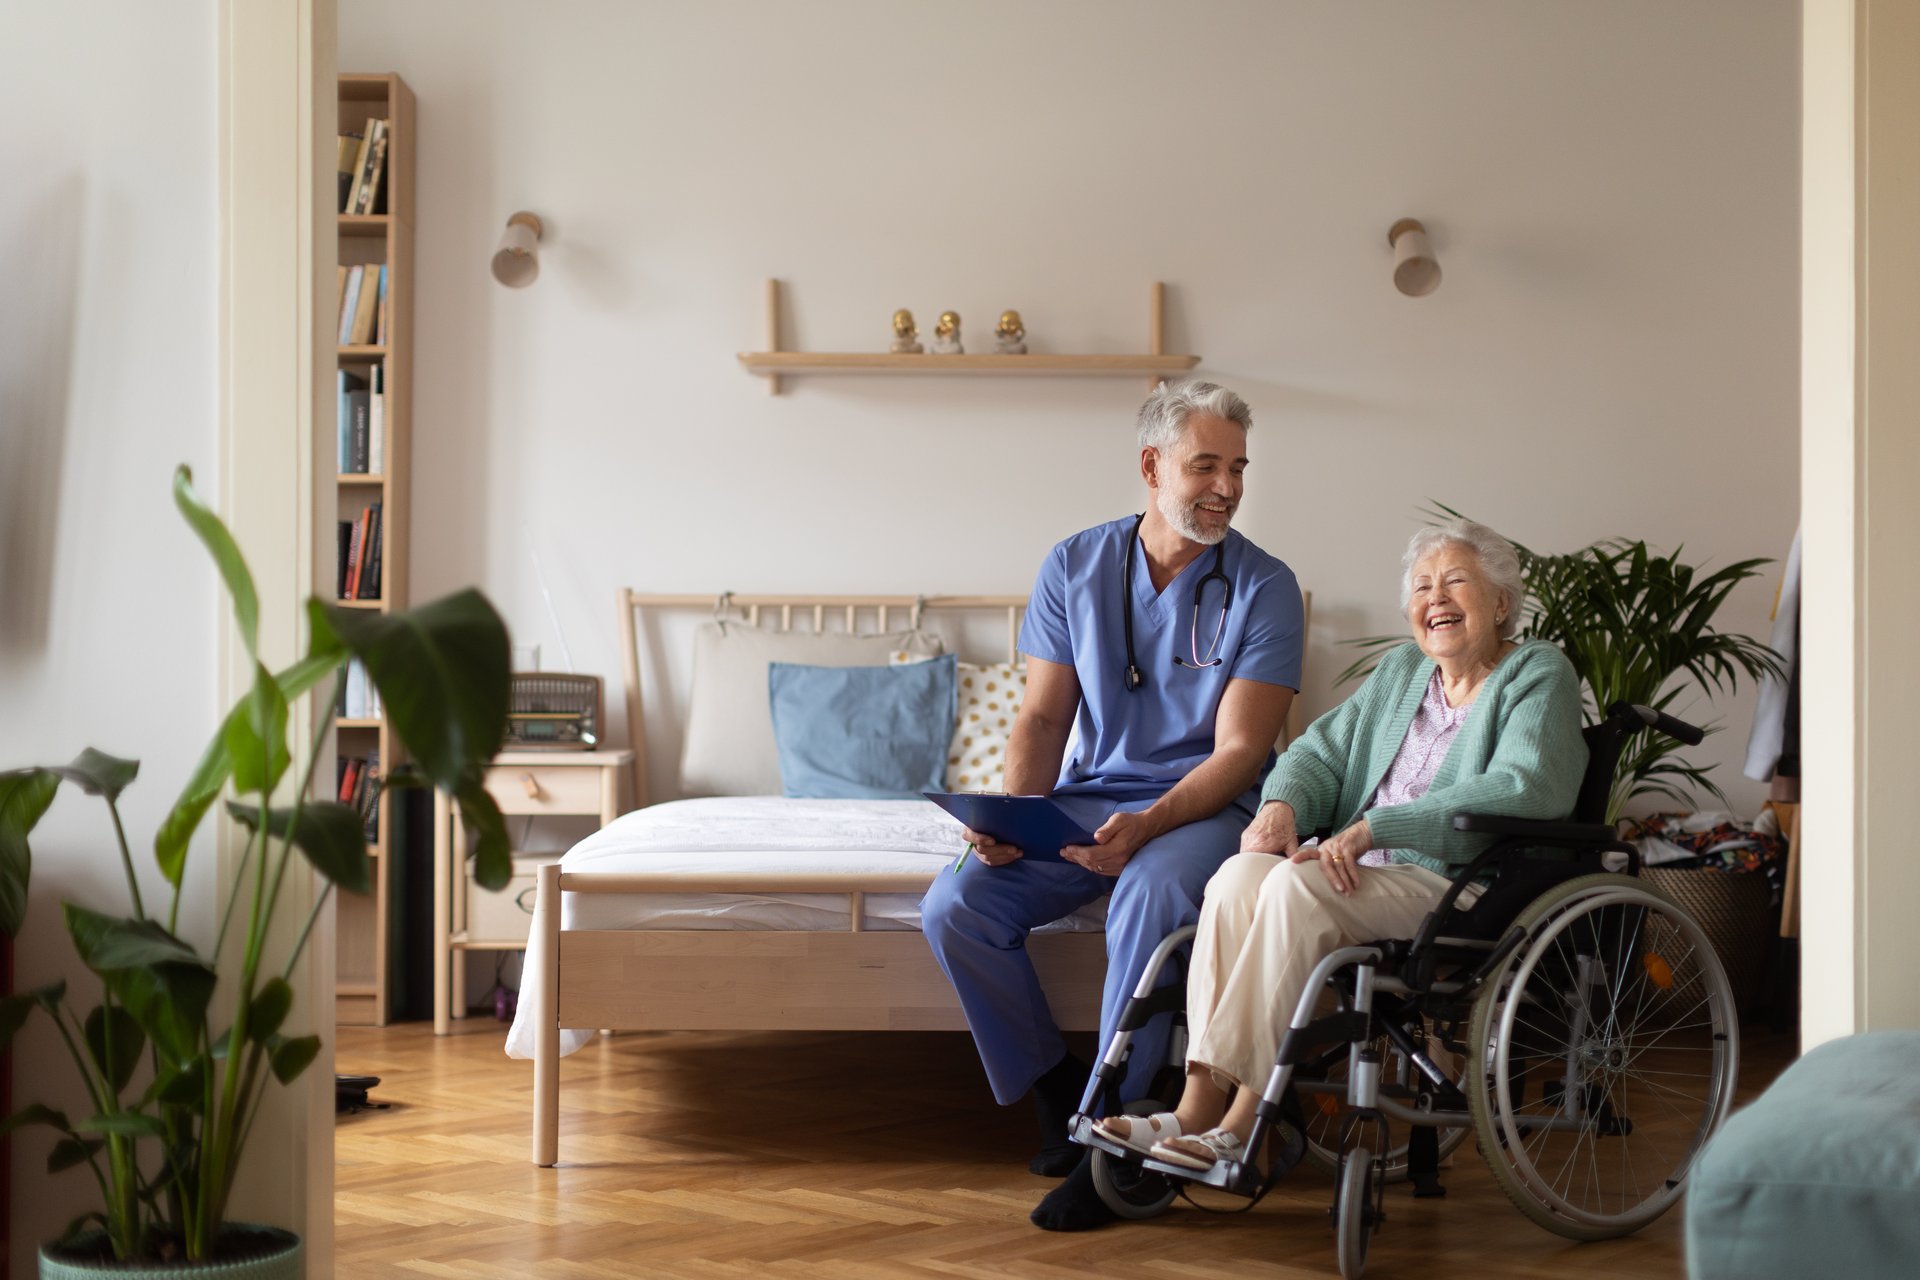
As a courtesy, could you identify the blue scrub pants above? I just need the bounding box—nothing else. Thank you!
[920,794,1253,1107]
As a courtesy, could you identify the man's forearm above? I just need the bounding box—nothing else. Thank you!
[1002,714,1071,795]
[1132,745,1267,842]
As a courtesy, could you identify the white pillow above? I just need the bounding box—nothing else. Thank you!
[679,623,945,796]
[893,652,1027,792]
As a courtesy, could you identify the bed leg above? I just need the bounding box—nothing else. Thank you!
[532,862,562,1167]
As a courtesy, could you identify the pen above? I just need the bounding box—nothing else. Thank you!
[952,842,976,874]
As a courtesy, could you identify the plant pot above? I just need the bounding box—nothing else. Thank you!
[39,1225,301,1280]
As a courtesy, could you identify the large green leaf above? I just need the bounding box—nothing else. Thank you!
[457,774,512,891]
[0,769,58,937]
[0,1104,72,1137]
[150,1056,207,1107]
[247,978,294,1042]
[84,1005,146,1095]
[46,749,139,802]
[75,1110,167,1138]
[269,1033,322,1085]
[173,465,259,661]
[48,1137,103,1174]
[0,980,63,1049]
[312,591,511,790]
[225,662,291,796]
[63,906,214,1060]
[225,801,371,895]
[154,643,348,887]
[63,905,205,972]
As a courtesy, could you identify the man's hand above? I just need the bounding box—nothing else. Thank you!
[1061,810,1157,877]
[1240,799,1300,858]
[961,827,1024,867]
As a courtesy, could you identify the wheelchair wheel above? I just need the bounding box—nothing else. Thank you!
[1300,1023,1471,1182]
[1333,1148,1377,1279]
[1467,874,1739,1241]
[1090,1148,1179,1219]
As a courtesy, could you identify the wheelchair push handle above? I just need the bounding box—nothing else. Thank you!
[1610,701,1705,746]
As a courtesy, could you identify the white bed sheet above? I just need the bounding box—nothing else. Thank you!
[503,796,1108,1059]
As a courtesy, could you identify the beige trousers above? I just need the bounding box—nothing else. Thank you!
[1186,851,1457,1089]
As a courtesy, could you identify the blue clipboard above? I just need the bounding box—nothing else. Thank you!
[922,791,1099,861]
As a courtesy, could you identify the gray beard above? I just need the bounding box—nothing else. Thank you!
[1157,486,1229,546]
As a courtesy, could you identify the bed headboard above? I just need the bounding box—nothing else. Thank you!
[615,588,1310,810]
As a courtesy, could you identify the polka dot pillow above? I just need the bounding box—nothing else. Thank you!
[891,653,1027,791]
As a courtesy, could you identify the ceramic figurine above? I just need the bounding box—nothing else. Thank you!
[993,309,1026,354]
[889,308,923,354]
[929,310,963,355]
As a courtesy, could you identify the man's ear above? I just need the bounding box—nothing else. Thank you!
[1140,446,1160,489]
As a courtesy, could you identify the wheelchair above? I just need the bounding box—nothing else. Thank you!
[1070,703,1741,1278]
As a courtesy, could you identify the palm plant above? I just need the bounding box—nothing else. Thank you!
[1337,507,1782,822]
[0,466,514,1267]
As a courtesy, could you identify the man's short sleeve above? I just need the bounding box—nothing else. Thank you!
[1018,542,1074,666]
[1230,564,1304,690]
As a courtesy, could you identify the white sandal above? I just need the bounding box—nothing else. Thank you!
[1150,1126,1247,1171]
[1092,1111,1184,1157]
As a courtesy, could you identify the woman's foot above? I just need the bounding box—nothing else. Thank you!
[1091,1111,1182,1156]
[1150,1126,1247,1172]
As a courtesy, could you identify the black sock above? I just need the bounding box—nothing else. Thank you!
[1030,1152,1118,1232]
[1027,1052,1091,1176]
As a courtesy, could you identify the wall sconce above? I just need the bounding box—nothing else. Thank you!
[491,212,543,288]
[1388,218,1441,297]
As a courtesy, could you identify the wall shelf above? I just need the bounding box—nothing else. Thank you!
[738,280,1197,394]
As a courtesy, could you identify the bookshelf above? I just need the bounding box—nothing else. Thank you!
[332,72,414,1027]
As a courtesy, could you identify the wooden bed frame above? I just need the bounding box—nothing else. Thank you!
[526,588,1310,1165]
[526,593,1109,1167]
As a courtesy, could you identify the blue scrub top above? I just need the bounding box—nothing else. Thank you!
[1018,515,1305,801]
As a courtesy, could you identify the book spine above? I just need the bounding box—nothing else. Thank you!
[349,389,370,473]
[344,507,368,600]
[350,261,379,345]
[374,265,389,348]
[335,134,360,214]
[335,369,350,473]
[336,520,352,598]
[368,361,385,477]
[348,130,372,213]
[354,119,387,215]
[338,265,363,346]
[362,503,383,600]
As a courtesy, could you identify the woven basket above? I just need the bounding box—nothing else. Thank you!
[1640,866,1773,1014]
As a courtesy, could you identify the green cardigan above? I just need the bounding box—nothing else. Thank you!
[1262,638,1586,876]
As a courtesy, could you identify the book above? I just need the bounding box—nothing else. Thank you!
[335,369,364,473]
[360,503,384,600]
[344,506,369,599]
[337,264,364,346]
[373,265,389,348]
[335,133,362,213]
[353,119,388,216]
[336,520,353,598]
[346,128,372,212]
[368,361,385,476]
[349,263,379,345]
[346,383,370,472]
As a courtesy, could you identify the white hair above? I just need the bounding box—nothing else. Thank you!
[1401,518,1526,640]
[1137,380,1253,452]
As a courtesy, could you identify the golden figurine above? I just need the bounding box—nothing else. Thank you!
[889,308,923,354]
[993,309,1027,355]
[929,310,964,355]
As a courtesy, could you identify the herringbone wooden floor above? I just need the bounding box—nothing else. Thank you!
[335,1021,1792,1279]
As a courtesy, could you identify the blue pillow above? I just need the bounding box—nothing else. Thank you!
[768,655,958,800]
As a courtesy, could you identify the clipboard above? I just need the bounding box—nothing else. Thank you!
[922,791,1099,861]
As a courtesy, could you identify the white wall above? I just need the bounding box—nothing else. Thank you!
[0,1,219,1266]
[340,0,1801,815]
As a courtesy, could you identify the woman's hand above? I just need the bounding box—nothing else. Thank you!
[1311,818,1373,895]
[961,827,1024,867]
[1240,800,1300,857]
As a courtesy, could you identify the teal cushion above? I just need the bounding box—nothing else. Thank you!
[1687,1031,1920,1280]
[768,655,957,800]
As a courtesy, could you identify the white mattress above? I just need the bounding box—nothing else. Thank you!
[503,796,1108,1059]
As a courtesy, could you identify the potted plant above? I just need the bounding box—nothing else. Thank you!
[0,467,515,1276]
[1339,507,1782,821]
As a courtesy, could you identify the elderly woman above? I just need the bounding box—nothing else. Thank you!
[1091,518,1586,1174]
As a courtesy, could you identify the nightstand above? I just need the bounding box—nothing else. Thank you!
[433,748,633,1034]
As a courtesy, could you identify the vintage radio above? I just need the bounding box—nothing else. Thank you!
[504,673,602,750]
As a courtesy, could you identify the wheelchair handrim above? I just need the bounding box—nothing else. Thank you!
[1491,885,1739,1231]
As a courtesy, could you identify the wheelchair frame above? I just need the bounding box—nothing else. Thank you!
[1068,703,1744,1277]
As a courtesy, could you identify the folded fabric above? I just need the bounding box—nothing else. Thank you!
[769,655,958,800]
[892,651,1027,791]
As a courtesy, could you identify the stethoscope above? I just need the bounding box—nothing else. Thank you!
[1121,512,1234,691]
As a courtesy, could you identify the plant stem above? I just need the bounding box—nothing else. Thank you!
[262,669,345,947]
[211,821,261,968]
[104,796,146,921]
[284,881,334,981]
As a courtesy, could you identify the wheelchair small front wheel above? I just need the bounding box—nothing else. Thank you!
[1333,1148,1376,1279]
[1089,1148,1178,1219]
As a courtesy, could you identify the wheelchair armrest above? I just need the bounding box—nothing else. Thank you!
[1451,813,1618,845]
